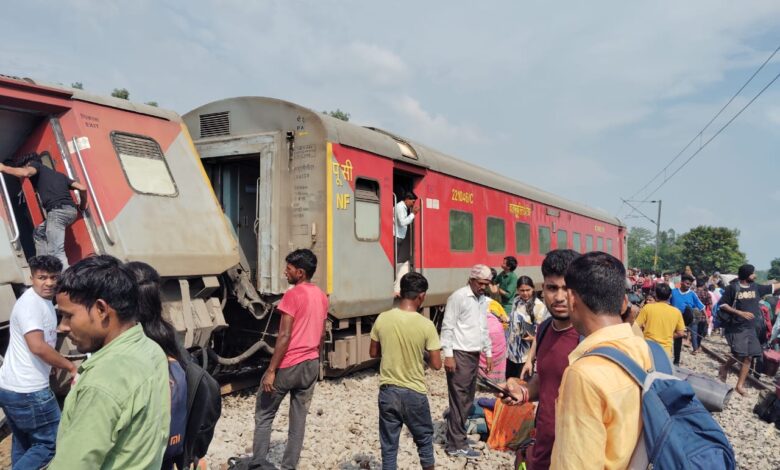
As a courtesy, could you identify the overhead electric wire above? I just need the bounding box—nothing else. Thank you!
[619,43,780,218]
[640,68,780,199]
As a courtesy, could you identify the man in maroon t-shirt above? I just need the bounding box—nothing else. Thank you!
[243,249,329,470]
[501,249,580,470]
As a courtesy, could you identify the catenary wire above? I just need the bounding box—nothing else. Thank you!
[618,43,780,218]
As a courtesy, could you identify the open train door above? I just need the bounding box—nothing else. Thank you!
[392,161,428,282]
[10,118,101,263]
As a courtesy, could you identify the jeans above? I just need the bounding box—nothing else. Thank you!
[689,320,701,351]
[33,205,78,268]
[378,385,435,470]
[0,387,60,470]
[247,359,319,470]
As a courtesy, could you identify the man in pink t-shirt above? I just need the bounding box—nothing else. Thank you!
[243,249,328,470]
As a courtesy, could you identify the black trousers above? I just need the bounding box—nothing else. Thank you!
[445,350,479,452]
[673,337,682,365]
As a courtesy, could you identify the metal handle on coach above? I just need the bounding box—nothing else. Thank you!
[72,137,115,245]
[0,172,20,244]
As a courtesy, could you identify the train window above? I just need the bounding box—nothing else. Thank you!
[354,178,380,241]
[111,132,177,196]
[597,236,604,251]
[586,235,594,252]
[515,222,531,254]
[538,226,551,254]
[487,217,505,253]
[607,238,613,254]
[572,232,581,253]
[449,210,474,251]
[557,229,567,249]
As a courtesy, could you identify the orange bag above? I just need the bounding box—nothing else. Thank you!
[484,400,536,451]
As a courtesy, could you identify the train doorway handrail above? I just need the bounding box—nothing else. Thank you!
[71,137,115,245]
[0,171,20,244]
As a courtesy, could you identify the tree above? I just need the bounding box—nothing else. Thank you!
[323,109,350,121]
[626,226,679,272]
[111,88,130,100]
[71,82,83,90]
[767,258,780,280]
[676,226,746,275]
[145,101,159,107]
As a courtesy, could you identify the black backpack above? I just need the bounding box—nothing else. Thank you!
[173,357,222,469]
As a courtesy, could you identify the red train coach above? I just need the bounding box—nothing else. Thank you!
[0,76,240,370]
[184,97,625,374]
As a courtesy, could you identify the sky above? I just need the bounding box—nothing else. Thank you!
[2,1,780,268]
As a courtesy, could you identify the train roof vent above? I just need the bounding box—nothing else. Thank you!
[364,127,418,160]
[112,133,164,160]
[199,111,230,138]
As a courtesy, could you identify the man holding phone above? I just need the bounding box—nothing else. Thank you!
[499,249,580,470]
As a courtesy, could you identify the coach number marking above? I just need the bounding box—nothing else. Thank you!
[451,189,474,204]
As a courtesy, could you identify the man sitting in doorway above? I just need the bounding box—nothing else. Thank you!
[393,192,419,297]
[0,152,87,268]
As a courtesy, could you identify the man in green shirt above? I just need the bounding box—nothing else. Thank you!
[495,256,519,314]
[370,272,442,470]
[50,255,170,470]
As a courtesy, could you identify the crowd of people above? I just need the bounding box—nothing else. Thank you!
[1,246,761,469]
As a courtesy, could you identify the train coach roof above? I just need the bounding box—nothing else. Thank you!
[188,96,623,227]
[0,75,180,122]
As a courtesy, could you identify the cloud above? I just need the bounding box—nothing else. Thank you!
[389,95,485,147]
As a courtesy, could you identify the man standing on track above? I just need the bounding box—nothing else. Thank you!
[501,249,580,470]
[0,256,76,469]
[441,264,492,460]
[242,249,329,470]
[718,264,780,395]
[0,153,87,268]
[393,193,419,297]
[634,283,686,358]
[370,272,442,470]
[669,274,704,365]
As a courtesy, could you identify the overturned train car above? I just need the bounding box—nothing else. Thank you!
[0,76,251,382]
[183,97,626,376]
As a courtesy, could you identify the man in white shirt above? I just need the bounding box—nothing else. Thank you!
[393,193,419,296]
[441,264,492,459]
[0,255,76,469]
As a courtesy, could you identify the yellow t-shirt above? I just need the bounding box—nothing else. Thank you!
[634,302,685,357]
[370,308,441,394]
[550,323,653,470]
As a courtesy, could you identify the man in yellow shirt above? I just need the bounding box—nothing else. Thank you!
[550,252,652,470]
[634,283,686,357]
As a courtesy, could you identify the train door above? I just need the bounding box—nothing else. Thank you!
[0,112,97,267]
[392,165,427,280]
[197,133,279,293]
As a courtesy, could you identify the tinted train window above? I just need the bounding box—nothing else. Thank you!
[538,226,551,254]
[111,132,177,196]
[586,235,594,252]
[450,210,474,251]
[557,229,567,249]
[607,238,613,254]
[573,232,581,253]
[354,178,380,241]
[487,217,505,253]
[515,222,531,254]
[597,236,604,251]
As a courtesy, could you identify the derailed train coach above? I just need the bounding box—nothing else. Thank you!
[183,97,626,375]
[0,76,248,383]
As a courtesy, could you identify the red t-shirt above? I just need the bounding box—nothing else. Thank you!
[277,283,329,369]
[529,324,580,470]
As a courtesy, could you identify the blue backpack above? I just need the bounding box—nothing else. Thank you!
[584,340,735,469]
